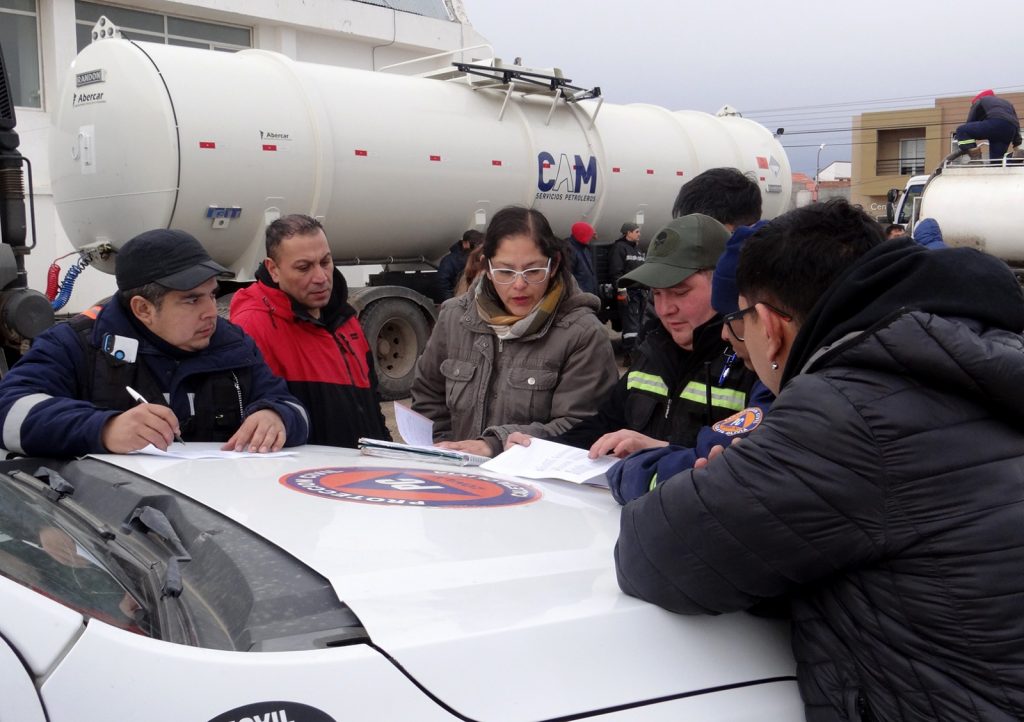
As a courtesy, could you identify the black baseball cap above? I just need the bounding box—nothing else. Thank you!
[116,229,234,291]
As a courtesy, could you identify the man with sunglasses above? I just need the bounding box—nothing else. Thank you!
[512,214,757,460]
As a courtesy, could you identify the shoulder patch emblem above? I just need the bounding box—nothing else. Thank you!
[712,406,764,436]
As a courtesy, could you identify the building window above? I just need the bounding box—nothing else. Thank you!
[0,0,42,109]
[75,1,252,53]
[353,0,454,21]
[899,138,925,175]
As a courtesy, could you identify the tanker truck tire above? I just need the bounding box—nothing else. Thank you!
[360,298,430,401]
[216,291,236,319]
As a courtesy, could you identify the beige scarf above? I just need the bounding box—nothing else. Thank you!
[475,276,566,340]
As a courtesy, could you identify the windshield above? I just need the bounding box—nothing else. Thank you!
[898,184,924,224]
[0,457,365,652]
[0,477,151,635]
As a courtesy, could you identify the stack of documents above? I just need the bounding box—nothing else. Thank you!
[381,403,616,482]
[357,438,490,466]
[482,438,616,487]
[366,403,491,466]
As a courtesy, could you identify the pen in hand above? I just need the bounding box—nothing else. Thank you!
[125,385,186,445]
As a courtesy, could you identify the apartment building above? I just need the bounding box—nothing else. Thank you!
[851,90,1024,218]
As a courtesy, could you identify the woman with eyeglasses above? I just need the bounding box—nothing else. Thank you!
[411,206,619,458]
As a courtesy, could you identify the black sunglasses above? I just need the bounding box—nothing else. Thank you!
[723,302,793,342]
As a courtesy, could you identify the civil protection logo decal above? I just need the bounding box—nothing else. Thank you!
[279,467,541,508]
[712,406,764,436]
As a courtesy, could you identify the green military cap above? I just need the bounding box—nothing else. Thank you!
[619,214,729,288]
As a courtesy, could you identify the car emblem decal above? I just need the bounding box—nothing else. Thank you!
[208,701,335,722]
[279,467,541,507]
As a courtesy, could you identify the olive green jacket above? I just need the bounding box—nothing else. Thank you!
[411,283,619,454]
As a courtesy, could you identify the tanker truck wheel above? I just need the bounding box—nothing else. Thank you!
[360,298,430,401]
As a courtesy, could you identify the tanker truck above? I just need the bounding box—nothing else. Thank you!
[43,19,791,397]
[887,159,1024,274]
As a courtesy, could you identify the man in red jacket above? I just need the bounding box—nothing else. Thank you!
[230,214,390,447]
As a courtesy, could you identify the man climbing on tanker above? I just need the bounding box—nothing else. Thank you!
[952,89,1021,162]
[230,214,390,448]
[0,229,309,456]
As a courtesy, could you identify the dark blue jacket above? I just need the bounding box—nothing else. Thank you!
[569,238,598,295]
[437,241,469,301]
[966,95,1020,129]
[607,381,774,504]
[912,217,947,249]
[0,297,308,456]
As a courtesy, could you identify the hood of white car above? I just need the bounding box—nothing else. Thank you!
[94,444,795,721]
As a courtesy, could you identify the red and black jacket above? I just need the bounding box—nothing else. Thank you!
[230,266,390,447]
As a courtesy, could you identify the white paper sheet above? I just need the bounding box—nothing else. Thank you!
[481,438,616,486]
[393,402,435,447]
[132,444,297,460]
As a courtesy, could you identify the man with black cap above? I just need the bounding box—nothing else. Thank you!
[509,214,756,459]
[607,221,646,363]
[0,228,309,457]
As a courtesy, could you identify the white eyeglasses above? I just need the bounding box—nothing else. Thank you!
[487,259,552,285]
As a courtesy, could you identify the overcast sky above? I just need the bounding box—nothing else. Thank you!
[464,0,1023,176]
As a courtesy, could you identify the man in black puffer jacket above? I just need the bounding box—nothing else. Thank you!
[616,199,1024,721]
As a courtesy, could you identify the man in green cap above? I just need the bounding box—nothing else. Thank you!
[508,214,757,459]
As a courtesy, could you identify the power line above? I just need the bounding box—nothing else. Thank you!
[752,107,972,124]
[742,83,1024,115]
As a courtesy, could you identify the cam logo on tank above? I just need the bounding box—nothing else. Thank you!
[536,151,598,201]
[279,467,541,508]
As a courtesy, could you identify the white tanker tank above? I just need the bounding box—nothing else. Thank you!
[50,24,791,396]
[918,164,1024,267]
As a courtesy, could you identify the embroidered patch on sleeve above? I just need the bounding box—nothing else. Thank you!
[712,407,764,436]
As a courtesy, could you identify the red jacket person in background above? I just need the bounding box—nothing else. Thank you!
[231,214,390,447]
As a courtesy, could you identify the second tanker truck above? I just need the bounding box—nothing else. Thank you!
[46,20,792,397]
[888,158,1024,273]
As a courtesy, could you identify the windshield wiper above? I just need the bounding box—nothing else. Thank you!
[10,466,75,501]
[126,505,192,598]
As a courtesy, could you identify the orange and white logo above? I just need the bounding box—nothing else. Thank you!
[280,467,541,508]
[712,407,764,437]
